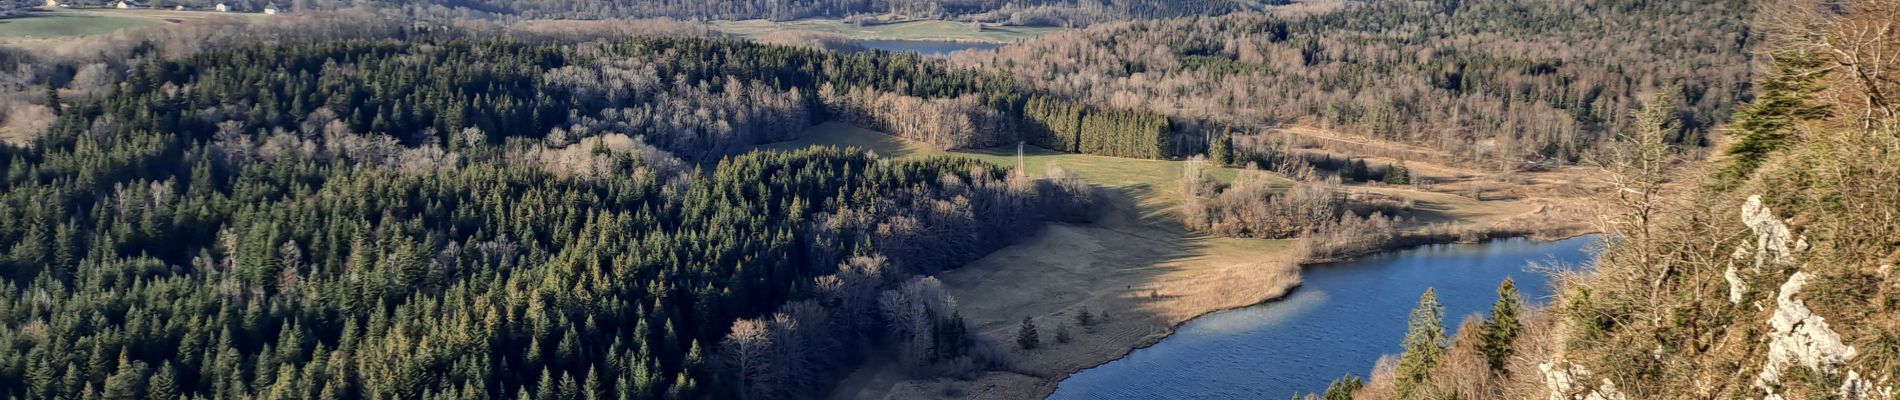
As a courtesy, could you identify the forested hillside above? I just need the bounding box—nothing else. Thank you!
[1327,0,1900,397]
[958,0,1756,167]
[51,0,1246,23]
[0,37,1095,399]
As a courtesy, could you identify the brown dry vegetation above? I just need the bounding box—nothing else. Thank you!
[829,184,1303,400]
[1352,0,1900,397]
[1208,125,1603,262]
[953,0,1753,165]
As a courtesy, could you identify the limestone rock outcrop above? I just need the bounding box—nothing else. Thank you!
[1540,361,1629,400]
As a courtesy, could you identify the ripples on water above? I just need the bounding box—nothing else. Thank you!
[1050,236,1599,399]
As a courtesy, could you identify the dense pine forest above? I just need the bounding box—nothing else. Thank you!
[0,37,1096,399]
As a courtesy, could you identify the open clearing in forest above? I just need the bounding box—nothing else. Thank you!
[763,124,1302,400]
[754,122,1596,399]
[0,8,263,50]
[712,18,1063,43]
[0,9,162,38]
[762,122,1259,220]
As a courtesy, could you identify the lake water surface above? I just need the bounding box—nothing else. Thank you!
[855,39,1002,56]
[1050,236,1598,399]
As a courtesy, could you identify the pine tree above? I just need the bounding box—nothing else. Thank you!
[1015,317,1040,350]
[1321,374,1362,400]
[103,356,147,400]
[44,85,62,115]
[1394,288,1445,399]
[148,362,179,400]
[1074,306,1094,326]
[1719,52,1829,184]
[26,348,54,397]
[1055,323,1072,344]
[1208,128,1238,164]
[1479,278,1522,373]
[1382,162,1411,185]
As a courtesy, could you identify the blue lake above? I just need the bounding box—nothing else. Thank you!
[1049,236,1599,399]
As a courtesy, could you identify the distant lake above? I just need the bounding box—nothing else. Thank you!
[855,39,1002,56]
[1050,236,1598,399]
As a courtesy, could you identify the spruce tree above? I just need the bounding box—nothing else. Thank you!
[1210,129,1234,166]
[1479,278,1523,373]
[44,85,61,115]
[1382,162,1411,185]
[1016,317,1040,350]
[148,362,178,400]
[1394,288,1445,399]
[1321,374,1363,400]
[1719,52,1829,183]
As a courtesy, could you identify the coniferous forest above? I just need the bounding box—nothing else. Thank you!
[0,37,1093,399]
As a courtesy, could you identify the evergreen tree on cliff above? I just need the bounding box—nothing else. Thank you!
[1394,288,1445,399]
[1479,278,1522,373]
[1718,52,1829,185]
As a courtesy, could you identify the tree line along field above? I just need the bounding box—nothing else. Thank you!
[711,18,1063,43]
[953,0,1755,168]
[758,121,1251,213]
[0,8,267,51]
[0,10,162,38]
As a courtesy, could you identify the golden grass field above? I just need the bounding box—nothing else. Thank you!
[0,8,266,50]
[759,122,1256,219]
[764,123,1306,400]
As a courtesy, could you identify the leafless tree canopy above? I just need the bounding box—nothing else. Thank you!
[955,0,1754,166]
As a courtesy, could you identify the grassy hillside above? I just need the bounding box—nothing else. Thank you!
[0,9,265,50]
[0,10,163,38]
[1340,0,1900,397]
[761,122,1251,215]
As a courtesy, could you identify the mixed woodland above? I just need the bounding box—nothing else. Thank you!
[1322,0,1900,397]
[2,0,1890,398]
[956,0,1757,168]
[0,36,1099,399]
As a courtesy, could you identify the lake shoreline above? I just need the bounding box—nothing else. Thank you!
[838,231,1593,400]
[1049,234,1599,399]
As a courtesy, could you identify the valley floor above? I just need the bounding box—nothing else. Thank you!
[760,122,1600,399]
[830,193,1304,400]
